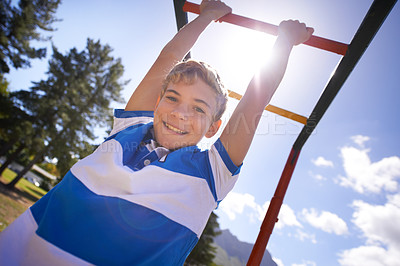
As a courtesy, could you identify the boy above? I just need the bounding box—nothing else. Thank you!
[0,0,313,265]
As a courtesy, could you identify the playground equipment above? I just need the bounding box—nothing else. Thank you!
[173,0,397,265]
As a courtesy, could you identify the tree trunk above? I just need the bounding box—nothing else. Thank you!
[0,144,25,177]
[6,149,44,188]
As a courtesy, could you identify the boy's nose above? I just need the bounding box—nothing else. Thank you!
[171,105,189,120]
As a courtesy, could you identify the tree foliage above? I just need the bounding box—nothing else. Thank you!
[0,0,61,73]
[185,212,221,266]
[0,0,61,166]
[0,74,35,161]
[6,38,126,187]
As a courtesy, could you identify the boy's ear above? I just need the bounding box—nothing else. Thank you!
[205,119,222,138]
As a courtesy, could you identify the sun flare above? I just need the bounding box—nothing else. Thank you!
[221,29,275,95]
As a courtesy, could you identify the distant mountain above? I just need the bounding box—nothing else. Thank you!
[213,229,277,266]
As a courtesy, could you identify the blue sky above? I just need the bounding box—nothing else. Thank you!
[7,0,400,265]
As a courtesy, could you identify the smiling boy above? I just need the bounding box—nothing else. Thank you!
[0,0,313,265]
[152,60,225,150]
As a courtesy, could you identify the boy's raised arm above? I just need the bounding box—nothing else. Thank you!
[220,20,314,166]
[125,0,232,112]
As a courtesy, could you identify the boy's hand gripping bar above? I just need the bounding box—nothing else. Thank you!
[183,1,348,55]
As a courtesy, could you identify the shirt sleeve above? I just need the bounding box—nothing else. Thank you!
[208,139,242,204]
[108,109,154,137]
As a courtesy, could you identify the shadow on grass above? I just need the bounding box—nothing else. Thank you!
[0,181,40,204]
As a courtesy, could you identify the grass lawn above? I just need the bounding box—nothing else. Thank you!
[0,168,47,231]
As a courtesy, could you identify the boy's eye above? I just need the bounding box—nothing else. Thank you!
[194,107,205,114]
[166,96,177,102]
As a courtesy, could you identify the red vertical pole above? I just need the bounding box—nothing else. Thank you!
[247,148,301,265]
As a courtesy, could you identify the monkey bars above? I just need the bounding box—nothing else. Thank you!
[173,0,397,265]
[228,90,308,125]
[183,1,349,56]
[182,0,351,126]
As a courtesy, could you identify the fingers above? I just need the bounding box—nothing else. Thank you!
[278,19,314,45]
[200,0,232,21]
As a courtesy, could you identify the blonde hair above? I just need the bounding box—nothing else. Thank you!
[161,59,228,121]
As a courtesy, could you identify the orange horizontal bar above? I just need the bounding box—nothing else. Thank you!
[183,1,348,56]
[228,90,307,125]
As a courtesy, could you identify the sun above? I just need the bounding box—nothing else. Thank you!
[220,28,276,95]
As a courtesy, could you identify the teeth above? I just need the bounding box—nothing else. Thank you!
[164,122,186,134]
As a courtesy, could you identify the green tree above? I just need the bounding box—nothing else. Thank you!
[0,74,9,95]
[0,74,14,154]
[0,76,37,177]
[0,0,61,73]
[0,0,61,174]
[185,212,221,266]
[6,39,126,188]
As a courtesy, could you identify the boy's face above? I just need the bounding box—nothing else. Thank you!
[154,79,221,150]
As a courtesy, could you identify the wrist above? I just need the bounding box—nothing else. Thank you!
[198,12,217,23]
[276,33,295,49]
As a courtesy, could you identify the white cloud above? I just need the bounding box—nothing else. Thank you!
[219,192,302,229]
[294,229,317,244]
[302,208,348,235]
[352,194,400,248]
[351,135,370,148]
[276,203,302,229]
[338,194,400,265]
[338,245,400,266]
[313,174,327,181]
[219,192,262,220]
[312,156,334,167]
[308,171,327,181]
[273,257,284,266]
[292,260,317,266]
[338,145,400,194]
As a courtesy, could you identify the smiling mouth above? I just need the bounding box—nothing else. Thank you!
[163,122,188,135]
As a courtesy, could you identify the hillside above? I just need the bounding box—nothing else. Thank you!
[213,229,277,266]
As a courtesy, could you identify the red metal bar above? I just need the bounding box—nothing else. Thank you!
[183,1,348,55]
[247,148,301,266]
